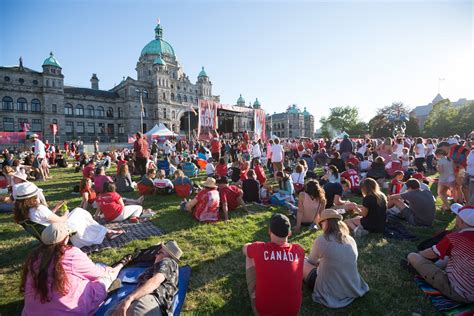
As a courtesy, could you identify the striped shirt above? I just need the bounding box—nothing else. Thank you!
[433,228,474,301]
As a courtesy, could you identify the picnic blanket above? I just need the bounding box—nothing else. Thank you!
[414,275,474,315]
[81,220,163,254]
[95,265,192,316]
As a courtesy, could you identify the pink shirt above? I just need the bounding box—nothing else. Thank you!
[23,246,107,316]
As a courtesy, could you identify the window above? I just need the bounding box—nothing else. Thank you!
[65,121,73,134]
[87,122,95,134]
[31,99,41,112]
[32,119,42,132]
[106,107,114,118]
[4,76,10,82]
[52,119,58,124]
[52,104,57,113]
[136,90,140,99]
[118,124,125,134]
[172,111,176,119]
[171,93,175,101]
[107,123,114,135]
[98,123,105,134]
[45,79,49,86]
[18,118,28,131]
[189,96,193,103]
[177,94,182,102]
[118,107,123,118]
[2,96,13,110]
[64,103,73,116]
[33,80,38,85]
[86,105,94,117]
[95,106,105,118]
[143,108,147,118]
[162,92,166,101]
[3,117,14,131]
[19,78,24,84]
[76,122,84,134]
[17,98,28,112]
[75,104,84,116]
[184,95,187,102]
[143,90,148,99]
[163,108,167,119]
[52,80,55,87]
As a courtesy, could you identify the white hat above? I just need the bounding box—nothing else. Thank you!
[451,203,474,226]
[11,170,28,181]
[15,182,39,200]
[41,223,76,245]
[31,134,39,138]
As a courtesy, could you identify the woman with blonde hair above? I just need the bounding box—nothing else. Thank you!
[344,178,387,235]
[294,180,326,231]
[303,209,369,308]
[116,163,135,193]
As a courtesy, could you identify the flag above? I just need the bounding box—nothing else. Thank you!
[49,124,58,136]
[140,95,145,118]
[189,103,197,115]
[21,122,30,132]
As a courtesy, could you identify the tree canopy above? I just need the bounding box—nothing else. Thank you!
[423,100,474,137]
[368,102,420,138]
[319,106,368,138]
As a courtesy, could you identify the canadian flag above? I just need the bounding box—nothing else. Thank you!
[50,124,58,136]
[21,122,30,132]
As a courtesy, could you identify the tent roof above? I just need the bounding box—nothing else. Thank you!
[145,123,177,136]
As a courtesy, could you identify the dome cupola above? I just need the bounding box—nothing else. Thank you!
[141,20,175,57]
[42,51,61,68]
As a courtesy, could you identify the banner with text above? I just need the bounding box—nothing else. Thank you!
[0,132,43,145]
[198,99,218,141]
[254,109,266,141]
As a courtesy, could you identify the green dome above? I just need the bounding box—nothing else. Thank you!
[237,94,245,104]
[141,23,175,57]
[198,66,208,77]
[303,107,310,116]
[287,104,300,114]
[153,55,166,65]
[253,98,261,107]
[42,52,61,68]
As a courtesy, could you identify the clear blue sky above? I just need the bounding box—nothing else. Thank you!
[1,0,473,129]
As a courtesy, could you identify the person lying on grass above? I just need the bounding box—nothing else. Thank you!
[344,178,387,236]
[181,177,220,222]
[96,182,154,223]
[405,204,474,303]
[13,182,123,247]
[216,176,251,221]
[21,222,129,315]
[243,213,305,316]
[304,209,369,308]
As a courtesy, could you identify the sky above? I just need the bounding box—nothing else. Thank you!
[1,0,473,129]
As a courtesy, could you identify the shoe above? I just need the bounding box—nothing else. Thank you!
[111,253,134,268]
[309,223,319,231]
[129,216,139,223]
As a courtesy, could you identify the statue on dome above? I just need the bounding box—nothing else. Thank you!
[387,105,409,137]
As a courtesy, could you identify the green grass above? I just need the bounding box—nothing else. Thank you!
[0,167,455,315]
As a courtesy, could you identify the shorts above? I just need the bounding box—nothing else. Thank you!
[32,158,43,168]
[306,267,318,291]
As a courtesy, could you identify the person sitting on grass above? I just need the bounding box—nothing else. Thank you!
[153,169,174,195]
[323,178,356,210]
[181,177,220,222]
[242,169,261,204]
[116,163,136,193]
[344,178,387,236]
[243,214,305,316]
[215,157,228,178]
[294,180,326,232]
[13,182,122,247]
[291,164,306,194]
[321,165,340,184]
[405,205,474,303]
[387,179,436,227]
[230,159,242,183]
[21,222,128,315]
[80,178,97,210]
[93,166,113,194]
[217,176,251,221]
[82,159,95,179]
[272,170,295,204]
[137,168,156,196]
[303,209,369,308]
[341,162,361,195]
[96,182,150,223]
[182,157,198,178]
[205,158,215,177]
[252,158,267,185]
[172,169,194,198]
[389,170,404,195]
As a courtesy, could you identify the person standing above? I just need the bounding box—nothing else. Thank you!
[31,134,47,181]
[134,132,150,176]
[243,214,305,315]
[270,138,284,179]
[414,137,426,172]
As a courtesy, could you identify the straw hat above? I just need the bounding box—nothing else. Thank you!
[41,222,76,245]
[15,182,39,200]
[160,240,183,262]
[202,177,217,189]
[318,209,343,224]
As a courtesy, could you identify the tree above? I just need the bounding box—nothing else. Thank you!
[368,102,419,137]
[423,99,458,137]
[320,106,368,138]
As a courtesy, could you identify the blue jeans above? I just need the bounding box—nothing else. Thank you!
[426,155,434,171]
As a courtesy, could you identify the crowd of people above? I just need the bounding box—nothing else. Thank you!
[0,129,473,315]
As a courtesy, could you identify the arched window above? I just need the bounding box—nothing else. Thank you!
[183,95,187,102]
[171,110,176,119]
[95,106,105,118]
[17,98,27,112]
[118,107,123,118]
[31,99,41,112]
[162,92,166,100]
[107,107,114,118]
[2,96,13,110]
[64,103,73,116]
[177,94,182,102]
[171,93,175,101]
[86,105,94,117]
[75,104,84,116]
[189,96,193,103]
[143,90,148,99]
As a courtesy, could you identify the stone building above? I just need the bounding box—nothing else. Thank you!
[0,21,217,143]
[266,104,314,138]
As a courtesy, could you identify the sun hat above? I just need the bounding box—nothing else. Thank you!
[41,222,76,245]
[450,204,474,226]
[11,170,28,181]
[30,134,39,138]
[15,182,39,200]
[160,240,183,262]
[318,209,343,225]
[216,176,228,184]
[202,177,217,189]
[270,213,291,238]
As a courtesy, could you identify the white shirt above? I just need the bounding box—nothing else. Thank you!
[29,204,53,226]
[270,144,284,162]
[426,144,435,156]
[251,144,262,158]
[394,144,404,157]
[291,172,305,185]
[415,144,426,158]
[34,139,46,159]
[205,163,215,176]
[153,178,174,188]
[357,144,367,155]
[466,150,474,176]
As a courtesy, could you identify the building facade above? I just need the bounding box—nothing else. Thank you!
[0,21,218,143]
[266,104,314,138]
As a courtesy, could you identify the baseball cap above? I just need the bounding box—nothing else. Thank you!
[270,213,291,238]
[41,222,76,245]
[450,204,474,226]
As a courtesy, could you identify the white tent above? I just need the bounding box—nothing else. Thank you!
[145,123,177,137]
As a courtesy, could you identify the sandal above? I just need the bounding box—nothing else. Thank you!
[106,230,124,240]
[111,254,133,268]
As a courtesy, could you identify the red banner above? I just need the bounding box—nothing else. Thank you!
[0,132,43,145]
[254,109,266,141]
[198,99,218,141]
[50,124,58,136]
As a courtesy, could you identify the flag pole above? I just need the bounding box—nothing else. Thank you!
[188,109,191,142]
[140,93,144,134]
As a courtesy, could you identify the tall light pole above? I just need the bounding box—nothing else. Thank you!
[136,89,144,134]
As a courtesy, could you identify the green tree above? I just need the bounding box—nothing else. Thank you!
[320,106,368,138]
[423,99,459,137]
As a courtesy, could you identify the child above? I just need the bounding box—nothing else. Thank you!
[400,148,410,170]
[389,170,404,195]
[79,178,97,210]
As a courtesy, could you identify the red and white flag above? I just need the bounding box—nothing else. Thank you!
[50,124,58,136]
[21,122,30,132]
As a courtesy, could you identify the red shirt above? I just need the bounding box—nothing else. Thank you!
[254,165,267,185]
[215,164,228,177]
[96,192,124,222]
[247,242,304,316]
[83,165,94,179]
[80,187,97,203]
[193,188,220,222]
[341,169,360,190]
[347,157,360,169]
[211,140,221,153]
[219,185,241,211]
[390,179,403,195]
[433,229,474,301]
[116,159,127,174]
[134,138,149,158]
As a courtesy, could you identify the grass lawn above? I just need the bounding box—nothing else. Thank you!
[0,166,455,315]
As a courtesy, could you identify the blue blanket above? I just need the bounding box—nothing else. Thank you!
[96,265,191,316]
